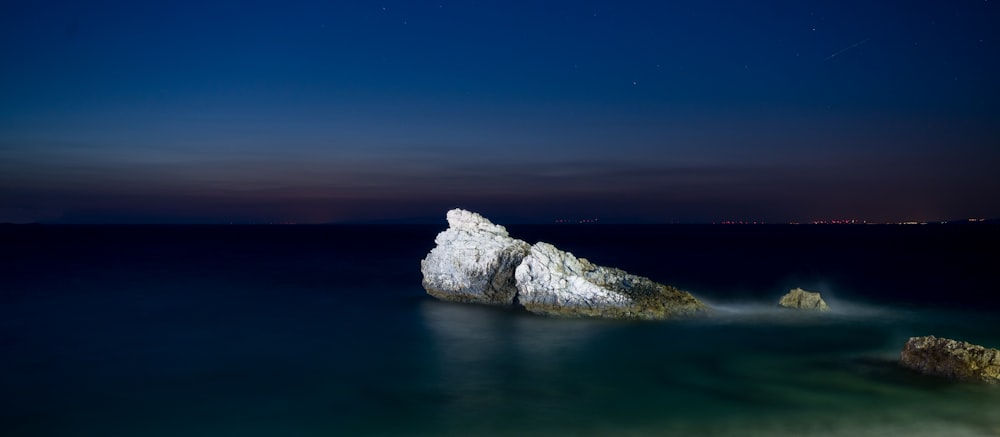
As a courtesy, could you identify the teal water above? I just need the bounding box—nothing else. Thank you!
[2,225,998,436]
[393,302,1000,436]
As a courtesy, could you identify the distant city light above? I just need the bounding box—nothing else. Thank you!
[554,218,600,224]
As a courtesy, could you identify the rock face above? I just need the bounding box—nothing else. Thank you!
[777,288,830,311]
[420,209,530,306]
[515,242,709,319]
[420,209,709,319]
[900,336,1000,384]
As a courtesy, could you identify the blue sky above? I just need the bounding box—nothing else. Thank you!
[2,0,998,223]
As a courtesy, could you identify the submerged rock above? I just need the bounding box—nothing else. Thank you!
[420,209,530,305]
[777,288,830,311]
[420,208,709,319]
[900,335,1000,384]
[514,242,709,319]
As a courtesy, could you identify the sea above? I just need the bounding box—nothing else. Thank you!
[2,223,999,436]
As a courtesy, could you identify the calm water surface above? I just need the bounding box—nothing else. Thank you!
[2,224,999,436]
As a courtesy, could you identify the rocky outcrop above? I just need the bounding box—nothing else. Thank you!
[777,288,830,311]
[420,209,530,306]
[515,242,709,319]
[900,336,1000,384]
[420,209,709,319]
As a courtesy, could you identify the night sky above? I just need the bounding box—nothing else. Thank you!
[2,1,998,224]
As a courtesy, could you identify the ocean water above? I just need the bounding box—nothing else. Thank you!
[2,224,999,436]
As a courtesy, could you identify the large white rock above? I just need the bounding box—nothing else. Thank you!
[514,242,709,319]
[420,209,709,320]
[420,209,530,305]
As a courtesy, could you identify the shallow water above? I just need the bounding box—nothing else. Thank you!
[401,301,1000,436]
[2,224,998,436]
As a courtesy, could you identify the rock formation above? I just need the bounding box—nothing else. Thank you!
[515,242,709,319]
[900,335,1000,384]
[420,209,708,319]
[420,209,530,306]
[777,288,830,311]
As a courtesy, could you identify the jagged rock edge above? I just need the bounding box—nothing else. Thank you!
[420,208,709,319]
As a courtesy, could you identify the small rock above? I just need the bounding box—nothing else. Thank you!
[900,335,1000,384]
[777,288,830,311]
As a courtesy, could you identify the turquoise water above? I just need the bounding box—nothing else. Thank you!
[395,302,1000,436]
[2,225,998,436]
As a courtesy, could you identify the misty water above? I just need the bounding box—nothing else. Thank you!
[2,224,999,436]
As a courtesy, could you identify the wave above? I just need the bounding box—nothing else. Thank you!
[693,293,911,324]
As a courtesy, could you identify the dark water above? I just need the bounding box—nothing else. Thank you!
[2,224,999,436]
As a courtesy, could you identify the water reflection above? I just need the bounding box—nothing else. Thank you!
[415,300,619,433]
[418,299,606,371]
